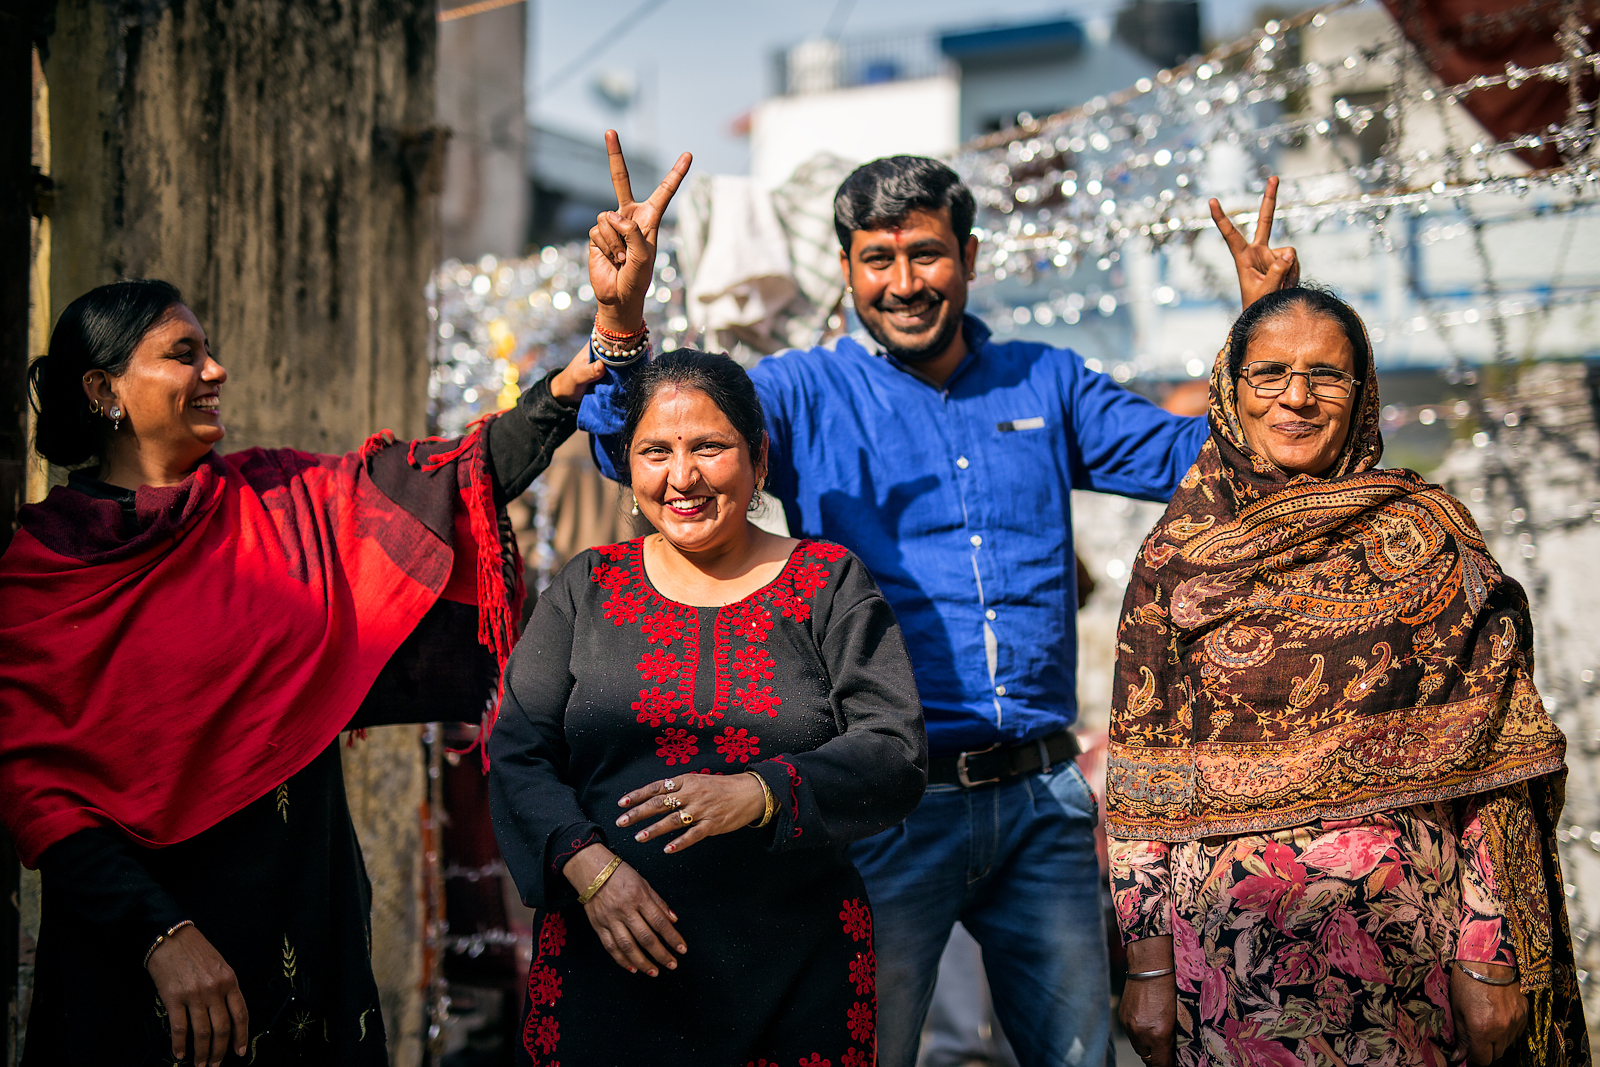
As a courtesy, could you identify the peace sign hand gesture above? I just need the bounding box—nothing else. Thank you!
[589,130,692,335]
[1210,174,1300,310]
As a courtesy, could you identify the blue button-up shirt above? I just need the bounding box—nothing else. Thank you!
[579,315,1208,756]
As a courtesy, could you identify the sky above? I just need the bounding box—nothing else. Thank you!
[529,0,1317,179]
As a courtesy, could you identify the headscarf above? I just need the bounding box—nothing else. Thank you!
[1106,297,1584,1063]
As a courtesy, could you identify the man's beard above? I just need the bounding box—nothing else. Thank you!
[863,292,963,364]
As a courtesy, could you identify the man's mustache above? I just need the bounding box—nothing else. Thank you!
[874,291,945,314]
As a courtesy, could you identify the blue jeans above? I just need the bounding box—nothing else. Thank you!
[849,763,1111,1067]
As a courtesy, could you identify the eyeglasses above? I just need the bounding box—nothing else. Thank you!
[1240,360,1360,400]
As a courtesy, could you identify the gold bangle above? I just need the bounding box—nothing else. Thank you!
[746,770,775,828]
[577,855,622,905]
[143,919,195,969]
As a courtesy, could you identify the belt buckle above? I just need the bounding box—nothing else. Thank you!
[956,743,1003,789]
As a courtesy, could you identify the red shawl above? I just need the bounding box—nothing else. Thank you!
[0,428,520,867]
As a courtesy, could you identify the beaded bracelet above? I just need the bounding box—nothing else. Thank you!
[595,322,648,344]
[591,329,650,368]
[144,919,195,968]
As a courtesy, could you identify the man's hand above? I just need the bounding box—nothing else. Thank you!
[617,773,767,854]
[1211,175,1300,310]
[1119,935,1177,1067]
[1452,961,1528,1064]
[145,924,249,1066]
[588,131,691,335]
[564,843,685,977]
[548,342,608,407]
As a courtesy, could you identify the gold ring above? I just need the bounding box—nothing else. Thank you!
[679,811,693,826]
[662,778,676,792]
[661,795,681,810]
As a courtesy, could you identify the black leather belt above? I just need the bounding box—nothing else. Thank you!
[927,728,1081,789]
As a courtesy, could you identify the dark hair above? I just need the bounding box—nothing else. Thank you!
[618,349,768,487]
[28,279,185,467]
[833,156,977,253]
[1226,284,1370,385]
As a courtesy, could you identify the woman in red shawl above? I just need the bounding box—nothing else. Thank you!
[1108,286,1585,1067]
[0,140,688,1067]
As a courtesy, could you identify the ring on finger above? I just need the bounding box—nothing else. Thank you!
[679,811,693,826]
[662,778,676,793]
[661,795,682,810]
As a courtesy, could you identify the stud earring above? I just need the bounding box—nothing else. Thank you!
[631,494,640,516]
[110,406,123,432]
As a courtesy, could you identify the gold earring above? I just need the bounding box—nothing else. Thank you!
[89,399,102,415]
[631,494,640,516]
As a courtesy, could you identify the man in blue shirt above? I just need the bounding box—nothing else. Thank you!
[581,151,1296,1067]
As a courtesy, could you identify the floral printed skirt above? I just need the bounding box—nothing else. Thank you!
[1112,804,1513,1067]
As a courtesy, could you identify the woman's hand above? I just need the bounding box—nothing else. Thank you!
[145,923,249,1066]
[589,130,692,336]
[1452,961,1528,1064]
[547,341,609,407]
[1119,935,1177,1067]
[564,843,685,977]
[1211,175,1300,310]
[617,773,766,854]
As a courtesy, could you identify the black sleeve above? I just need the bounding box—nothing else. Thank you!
[347,600,498,729]
[487,375,580,504]
[750,553,928,852]
[486,562,603,908]
[36,827,190,966]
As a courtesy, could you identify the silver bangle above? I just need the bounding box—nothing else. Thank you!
[1125,966,1175,980]
[1455,960,1518,986]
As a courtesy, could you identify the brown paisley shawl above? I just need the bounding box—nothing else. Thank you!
[1106,317,1585,1064]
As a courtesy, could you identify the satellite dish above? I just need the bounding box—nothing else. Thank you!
[590,69,638,112]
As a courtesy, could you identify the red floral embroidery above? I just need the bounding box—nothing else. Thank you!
[773,586,812,624]
[841,1050,870,1067]
[793,561,830,599]
[680,707,724,730]
[632,687,681,727]
[527,1014,560,1056]
[846,1002,874,1044]
[551,831,599,872]
[641,611,685,646]
[806,541,848,562]
[746,1061,777,1067]
[798,1057,831,1067]
[727,603,775,642]
[591,563,629,591]
[733,647,775,681]
[737,683,781,718]
[527,964,562,1006]
[655,728,699,766]
[604,589,647,626]
[538,912,567,957]
[716,727,761,764]
[594,541,631,561]
[638,649,680,684]
[840,898,871,943]
[848,949,875,995]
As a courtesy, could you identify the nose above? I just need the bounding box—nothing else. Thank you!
[203,355,228,385]
[666,448,699,492]
[888,253,919,298]
[1279,372,1312,407]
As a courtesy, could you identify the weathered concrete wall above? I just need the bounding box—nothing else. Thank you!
[42,2,443,1063]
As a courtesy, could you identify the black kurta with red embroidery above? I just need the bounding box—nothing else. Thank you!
[489,537,926,1067]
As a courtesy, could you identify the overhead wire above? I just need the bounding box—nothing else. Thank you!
[539,0,673,94]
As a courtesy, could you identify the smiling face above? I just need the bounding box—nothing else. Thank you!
[629,385,765,557]
[83,304,228,471]
[841,206,978,365]
[1234,306,1358,477]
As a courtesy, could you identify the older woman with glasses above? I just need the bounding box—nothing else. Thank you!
[1108,285,1587,1067]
